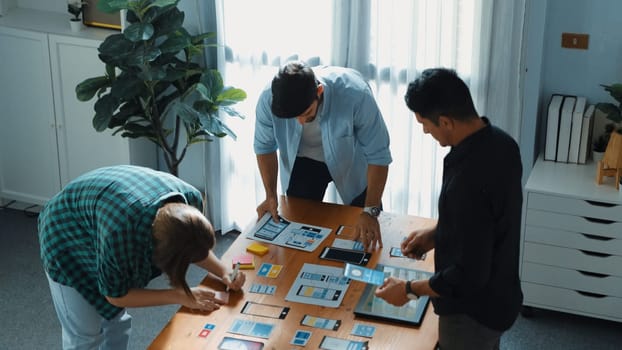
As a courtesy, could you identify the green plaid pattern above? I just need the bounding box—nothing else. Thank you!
[38,165,203,320]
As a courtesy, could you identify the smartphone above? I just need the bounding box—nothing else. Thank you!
[319,246,370,265]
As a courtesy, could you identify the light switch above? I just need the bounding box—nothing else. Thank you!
[561,33,589,50]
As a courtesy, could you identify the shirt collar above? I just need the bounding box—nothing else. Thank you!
[445,117,491,165]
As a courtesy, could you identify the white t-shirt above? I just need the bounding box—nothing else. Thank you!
[297,115,324,162]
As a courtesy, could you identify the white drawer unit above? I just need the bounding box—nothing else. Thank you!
[520,157,622,322]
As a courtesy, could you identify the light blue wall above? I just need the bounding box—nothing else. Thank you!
[542,0,622,101]
[521,0,622,178]
[520,0,548,182]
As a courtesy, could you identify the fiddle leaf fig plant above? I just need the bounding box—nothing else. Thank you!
[596,83,622,124]
[76,0,246,176]
[594,83,622,152]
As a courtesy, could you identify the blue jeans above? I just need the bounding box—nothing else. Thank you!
[46,273,132,350]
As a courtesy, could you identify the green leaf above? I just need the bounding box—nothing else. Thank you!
[192,83,211,102]
[124,46,162,66]
[98,34,134,65]
[93,113,112,132]
[192,100,213,115]
[200,70,224,100]
[199,114,236,139]
[221,106,245,119]
[124,22,155,42]
[97,0,129,13]
[76,76,110,101]
[217,88,247,105]
[93,94,120,130]
[105,64,116,80]
[601,83,622,103]
[110,75,145,100]
[137,65,167,81]
[146,0,179,10]
[177,102,202,125]
[191,32,216,45]
[152,6,184,36]
[596,102,622,123]
[159,31,192,53]
[162,67,186,82]
[119,122,156,139]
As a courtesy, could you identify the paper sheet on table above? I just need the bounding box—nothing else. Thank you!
[246,213,332,252]
[285,263,351,308]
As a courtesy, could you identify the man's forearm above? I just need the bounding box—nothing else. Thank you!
[256,152,279,198]
[365,164,388,206]
[194,251,228,279]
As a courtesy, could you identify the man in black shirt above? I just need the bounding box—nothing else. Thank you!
[375,68,523,349]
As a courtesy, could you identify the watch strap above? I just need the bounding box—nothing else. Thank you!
[405,280,419,300]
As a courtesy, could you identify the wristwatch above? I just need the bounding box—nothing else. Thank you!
[362,206,381,218]
[405,280,419,300]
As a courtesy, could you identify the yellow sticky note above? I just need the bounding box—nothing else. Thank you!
[247,242,269,256]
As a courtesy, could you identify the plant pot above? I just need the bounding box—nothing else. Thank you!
[593,150,605,162]
[70,19,83,32]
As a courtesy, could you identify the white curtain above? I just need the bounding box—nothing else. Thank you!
[205,0,525,232]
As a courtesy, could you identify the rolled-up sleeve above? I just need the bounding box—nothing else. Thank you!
[353,92,392,166]
[254,89,278,155]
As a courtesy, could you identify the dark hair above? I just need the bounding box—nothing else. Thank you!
[271,60,318,118]
[152,203,215,299]
[404,68,478,125]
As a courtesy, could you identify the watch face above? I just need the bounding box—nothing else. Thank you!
[371,207,381,216]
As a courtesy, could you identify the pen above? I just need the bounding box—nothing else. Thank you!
[227,262,240,292]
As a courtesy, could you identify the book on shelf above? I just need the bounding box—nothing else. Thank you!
[544,94,564,161]
[555,96,576,163]
[578,104,595,164]
[568,96,587,163]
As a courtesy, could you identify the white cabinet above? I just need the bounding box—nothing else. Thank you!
[48,34,155,187]
[520,157,622,322]
[0,26,60,204]
[0,14,155,205]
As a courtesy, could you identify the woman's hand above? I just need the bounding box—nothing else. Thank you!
[180,286,223,311]
[222,270,246,292]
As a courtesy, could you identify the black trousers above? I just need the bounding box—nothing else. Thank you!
[286,157,366,207]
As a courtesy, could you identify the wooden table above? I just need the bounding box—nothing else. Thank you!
[149,196,438,349]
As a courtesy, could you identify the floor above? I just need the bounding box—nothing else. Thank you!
[1,203,621,349]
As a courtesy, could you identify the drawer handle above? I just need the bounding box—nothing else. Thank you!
[579,250,611,258]
[584,200,617,208]
[577,270,610,278]
[581,233,614,241]
[576,290,607,298]
[583,217,615,224]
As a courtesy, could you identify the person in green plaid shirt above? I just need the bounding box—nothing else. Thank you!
[38,165,246,350]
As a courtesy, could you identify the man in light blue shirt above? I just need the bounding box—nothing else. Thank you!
[254,61,392,250]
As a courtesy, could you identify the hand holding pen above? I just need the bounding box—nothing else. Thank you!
[225,262,245,292]
[226,262,240,292]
